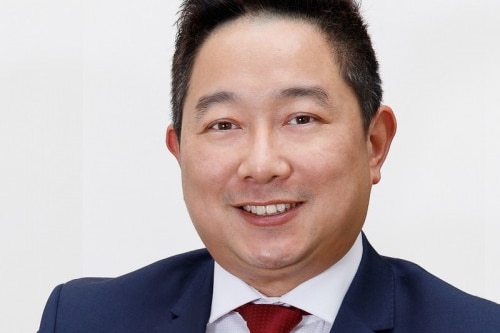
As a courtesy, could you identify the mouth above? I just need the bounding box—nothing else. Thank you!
[240,203,301,217]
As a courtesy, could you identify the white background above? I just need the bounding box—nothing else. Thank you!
[1,0,499,331]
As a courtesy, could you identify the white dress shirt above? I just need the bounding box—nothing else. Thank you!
[206,233,363,333]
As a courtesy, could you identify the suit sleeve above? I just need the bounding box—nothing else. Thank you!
[38,284,63,333]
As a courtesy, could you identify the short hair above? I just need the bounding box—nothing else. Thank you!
[171,0,382,138]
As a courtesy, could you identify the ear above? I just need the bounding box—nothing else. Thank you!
[166,124,181,163]
[367,105,397,184]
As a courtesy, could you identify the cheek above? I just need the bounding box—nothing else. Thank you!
[301,135,371,201]
[179,143,238,208]
[299,138,357,181]
[179,148,232,245]
[182,141,225,178]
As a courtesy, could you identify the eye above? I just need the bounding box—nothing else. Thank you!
[209,120,239,131]
[288,115,315,125]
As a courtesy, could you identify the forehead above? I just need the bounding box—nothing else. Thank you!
[185,15,343,100]
[202,14,332,62]
[210,12,324,42]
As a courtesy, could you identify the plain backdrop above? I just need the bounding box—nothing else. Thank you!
[1,0,499,331]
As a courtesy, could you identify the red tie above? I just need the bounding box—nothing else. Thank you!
[235,303,308,333]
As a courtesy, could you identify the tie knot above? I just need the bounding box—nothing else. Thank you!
[235,303,308,333]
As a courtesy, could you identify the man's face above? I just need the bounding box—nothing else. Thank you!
[168,16,395,295]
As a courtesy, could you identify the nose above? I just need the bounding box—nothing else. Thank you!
[237,130,292,183]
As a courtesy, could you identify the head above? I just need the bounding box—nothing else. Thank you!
[167,0,396,296]
[171,0,383,140]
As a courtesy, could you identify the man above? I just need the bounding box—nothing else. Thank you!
[38,0,500,332]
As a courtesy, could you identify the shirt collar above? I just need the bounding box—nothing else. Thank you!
[208,233,363,324]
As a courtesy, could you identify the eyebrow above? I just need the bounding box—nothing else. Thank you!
[193,85,331,120]
[195,91,237,120]
[278,86,330,108]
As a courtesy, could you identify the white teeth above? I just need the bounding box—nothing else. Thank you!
[266,205,277,215]
[242,203,298,216]
[256,206,266,215]
[277,204,286,213]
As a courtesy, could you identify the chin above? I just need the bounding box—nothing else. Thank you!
[245,249,301,271]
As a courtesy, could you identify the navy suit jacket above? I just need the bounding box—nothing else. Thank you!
[38,235,500,332]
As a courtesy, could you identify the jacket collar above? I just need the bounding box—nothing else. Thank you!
[168,257,214,333]
[331,233,394,332]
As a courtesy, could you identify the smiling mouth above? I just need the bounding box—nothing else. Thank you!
[241,203,301,216]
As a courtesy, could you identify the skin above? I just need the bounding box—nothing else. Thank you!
[167,15,396,296]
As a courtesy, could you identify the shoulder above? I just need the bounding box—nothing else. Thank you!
[350,235,500,332]
[384,255,500,331]
[39,249,214,333]
[62,248,213,295]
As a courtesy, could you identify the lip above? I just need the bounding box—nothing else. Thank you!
[236,202,303,227]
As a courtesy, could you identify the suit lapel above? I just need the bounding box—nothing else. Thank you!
[331,233,394,332]
[330,305,379,333]
[167,259,214,333]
